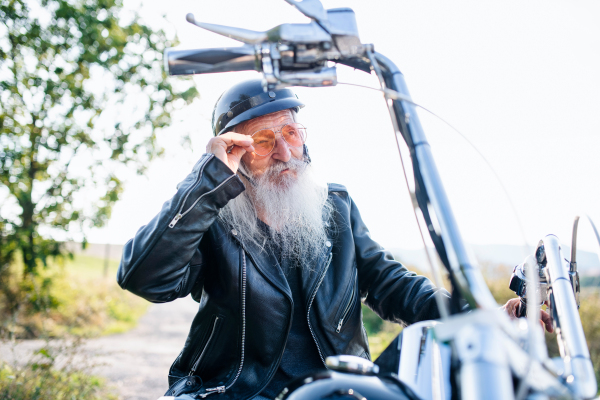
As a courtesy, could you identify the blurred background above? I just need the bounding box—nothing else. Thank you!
[1,0,599,399]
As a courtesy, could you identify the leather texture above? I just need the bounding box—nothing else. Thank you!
[117,154,448,399]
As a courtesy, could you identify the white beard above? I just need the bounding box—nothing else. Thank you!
[219,157,333,271]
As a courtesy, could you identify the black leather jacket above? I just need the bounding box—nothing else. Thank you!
[117,153,447,399]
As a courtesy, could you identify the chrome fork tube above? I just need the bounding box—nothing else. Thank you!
[542,235,597,398]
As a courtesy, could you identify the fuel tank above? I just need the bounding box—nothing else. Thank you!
[277,368,420,400]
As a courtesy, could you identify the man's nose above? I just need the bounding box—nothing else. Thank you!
[271,135,291,162]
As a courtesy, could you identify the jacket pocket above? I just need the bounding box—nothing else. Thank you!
[188,314,224,376]
[335,269,358,333]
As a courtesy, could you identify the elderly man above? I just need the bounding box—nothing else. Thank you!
[117,80,546,400]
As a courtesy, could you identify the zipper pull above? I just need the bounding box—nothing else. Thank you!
[336,319,343,333]
[199,386,226,398]
[169,213,183,228]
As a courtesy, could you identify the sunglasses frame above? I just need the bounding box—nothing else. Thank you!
[249,123,307,156]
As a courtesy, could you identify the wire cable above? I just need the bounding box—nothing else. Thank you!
[364,51,450,319]
[337,80,531,251]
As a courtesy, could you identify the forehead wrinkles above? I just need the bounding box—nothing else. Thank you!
[238,110,294,135]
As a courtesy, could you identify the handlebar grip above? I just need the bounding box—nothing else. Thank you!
[164,46,257,76]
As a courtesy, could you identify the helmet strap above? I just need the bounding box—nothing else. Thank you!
[303,144,312,164]
[237,168,257,188]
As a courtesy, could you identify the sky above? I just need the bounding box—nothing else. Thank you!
[88,0,600,262]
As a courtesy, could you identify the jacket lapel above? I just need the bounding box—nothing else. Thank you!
[227,223,333,304]
[230,230,292,300]
[300,239,333,307]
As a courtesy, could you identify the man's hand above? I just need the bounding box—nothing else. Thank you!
[206,132,255,173]
[502,298,554,333]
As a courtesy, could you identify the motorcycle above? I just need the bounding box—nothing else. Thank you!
[159,1,599,399]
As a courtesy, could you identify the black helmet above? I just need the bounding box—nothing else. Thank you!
[211,79,305,136]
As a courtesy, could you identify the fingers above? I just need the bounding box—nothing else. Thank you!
[502,299,554,333]
[540,310,554,333]
[502,298,521,319]
[228,144,247,160]
[206,133,255,173]
[208,132,255,154]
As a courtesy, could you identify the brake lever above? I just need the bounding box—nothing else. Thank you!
[283,0,330,28]
[185,13,267,45]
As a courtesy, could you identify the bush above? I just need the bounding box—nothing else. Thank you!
[0,339,117,400]
[579,290,600,387]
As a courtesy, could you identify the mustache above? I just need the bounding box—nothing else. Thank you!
[260,157,307,178]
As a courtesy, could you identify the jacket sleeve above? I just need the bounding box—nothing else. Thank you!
[117,153,245,303]
[350,196,449,325]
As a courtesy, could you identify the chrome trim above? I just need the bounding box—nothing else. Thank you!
[325,355,379,375]
[398,321,448,400]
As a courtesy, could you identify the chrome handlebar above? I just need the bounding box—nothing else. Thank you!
[164,2,496,313]
[165,7,369,88]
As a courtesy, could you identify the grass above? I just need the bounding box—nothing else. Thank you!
[51,254,148,337]
[0,254,148,339]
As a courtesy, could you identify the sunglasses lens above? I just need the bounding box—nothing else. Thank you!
[250,123,307,156]
[252,130,275,155]
[282,123,307,147]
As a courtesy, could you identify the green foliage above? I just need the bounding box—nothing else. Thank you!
[579,290,600,390]
[362,304,403,359]
[0,0,198,315]
[361,303,383,335]
[0,339,118,399]
[544,290,600,391]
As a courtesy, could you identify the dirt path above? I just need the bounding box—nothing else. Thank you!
[88,297,199,399]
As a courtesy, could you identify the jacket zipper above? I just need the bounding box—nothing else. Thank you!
[189,316,220,376]
[168,154,213,228]
[307,251,333,366]
[168,154,237,229]
[199,251,247,398]
[336,284,356,333]
[169,174,237,228]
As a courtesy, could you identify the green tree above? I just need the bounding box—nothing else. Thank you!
[0,0,197,321]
